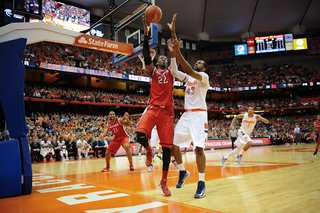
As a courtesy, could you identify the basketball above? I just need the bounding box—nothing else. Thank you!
[145,5,162,23]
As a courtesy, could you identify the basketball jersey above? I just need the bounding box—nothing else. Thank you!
[184,72,209,110]
[315,121,320,131]
[149,67,174,106]
[240,113,257,135]
[107,117,128,138]
[57,141,65,148]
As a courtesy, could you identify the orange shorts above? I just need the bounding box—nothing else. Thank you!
[107,136,129,154]
[135,105,174,148]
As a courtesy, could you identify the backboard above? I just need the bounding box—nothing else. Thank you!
[112,5,158,66]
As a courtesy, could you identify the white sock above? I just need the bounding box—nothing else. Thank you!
[139,153,141,156]
[177,163,185,171]
[199,173,205,182]
[239,149,245,155]
[225,148,240,158]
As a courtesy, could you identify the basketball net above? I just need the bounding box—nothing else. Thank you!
[138,49,156,70]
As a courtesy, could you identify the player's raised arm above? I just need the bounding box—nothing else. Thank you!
[142,15,154,77]
[171,38,204,81]
[167,38,187,82]
[256,115,269,124]
[168,14,177,41]
[101,126,110,138]
[230,114,244,128]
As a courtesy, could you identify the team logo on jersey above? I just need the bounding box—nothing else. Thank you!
[187,80,197,87]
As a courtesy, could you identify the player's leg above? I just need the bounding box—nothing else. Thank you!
[313,135,320,157]
[122,137,134,171]
[101,151,112,172]
[157,107,174,196]
[101,140,120,172]
[194,146,206,198]
[188,111,207,198]
[221,137,244,165]
[78,147,82,159]
[135,107,156,167]
[172,112,192,188]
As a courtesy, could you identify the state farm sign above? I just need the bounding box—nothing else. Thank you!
[74,35,133,55]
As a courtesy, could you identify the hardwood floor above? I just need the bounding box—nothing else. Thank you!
[1,144,319,213]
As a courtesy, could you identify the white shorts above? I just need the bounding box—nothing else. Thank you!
[173,111,208,149]
[234,129,252,147]
[150,127,160,147]
[41,148,54,157]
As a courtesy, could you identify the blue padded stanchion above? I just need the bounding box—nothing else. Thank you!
[0,38,32,196]
[0,139,22,198]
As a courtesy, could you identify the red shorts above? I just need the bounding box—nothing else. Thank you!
[135,105,174,148]
[317,134,320,143]
[107,136,129,154]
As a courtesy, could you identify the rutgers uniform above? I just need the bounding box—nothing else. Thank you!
[173,72,209,149]
[136,67,175,147]
[315,121,320,143]
[107,117,130,154]
[235,113,258,147]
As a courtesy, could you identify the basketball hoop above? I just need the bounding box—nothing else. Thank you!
[138,49,156,70]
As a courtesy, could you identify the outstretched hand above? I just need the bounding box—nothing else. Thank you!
[167,13,177,32]
[142,15,150,35]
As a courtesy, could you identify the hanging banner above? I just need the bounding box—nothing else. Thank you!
[73,35,133,55]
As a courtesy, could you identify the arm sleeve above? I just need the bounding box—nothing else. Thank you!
[143,35,152,66]
[170,57,187,81]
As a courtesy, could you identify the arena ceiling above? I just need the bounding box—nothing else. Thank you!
[63,0,320,41]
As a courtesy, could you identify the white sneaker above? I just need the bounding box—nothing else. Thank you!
[78,156,82,160]
[147,165,153,172]
[66,157,69,161]
[221,156,227,166]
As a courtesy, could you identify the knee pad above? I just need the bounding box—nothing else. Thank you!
[136,132,149,147]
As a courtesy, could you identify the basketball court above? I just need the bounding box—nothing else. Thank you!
[0,144,319,213]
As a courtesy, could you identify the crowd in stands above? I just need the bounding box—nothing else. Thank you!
[236,96,299,110]
[24,82,238,110]
[26,110,318,163]
[25,82,318,111]
[23,42,320,88]
[287,63,320,83]
[224,64,287,87]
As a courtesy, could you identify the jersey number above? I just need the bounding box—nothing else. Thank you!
[112,128,118,133]
[186,86,195,95]
[158,75,168,84]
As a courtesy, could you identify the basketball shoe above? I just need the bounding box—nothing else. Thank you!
[101,167,111,172]
[220,156,227,166]
[146,149,154,167]
[130,162,134,171]
[147,165,153,172]
[158,180,171,196]
[176,170,190,188]
[194,181,206,198]
[236,154,243,164]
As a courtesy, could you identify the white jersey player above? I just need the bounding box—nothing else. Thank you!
[221,106,269,165]
[167,15,209,198]
[77,136,91,159]
[57,139,68,160]
[40,139,54,159]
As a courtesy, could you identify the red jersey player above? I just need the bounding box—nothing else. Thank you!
[101,111,134,172]
[312,114,320,157]
[134,15,184,197]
